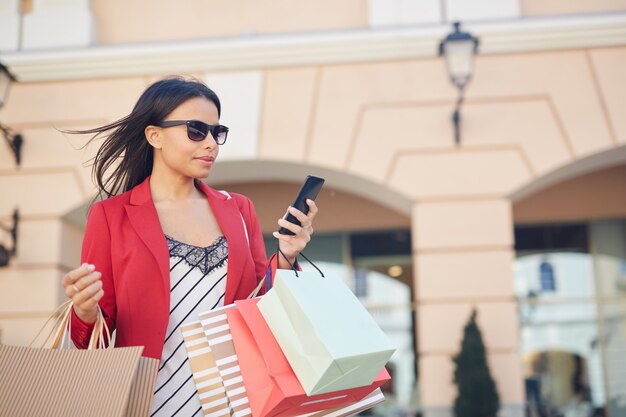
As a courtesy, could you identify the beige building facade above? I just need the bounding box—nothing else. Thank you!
[1,1,626,417]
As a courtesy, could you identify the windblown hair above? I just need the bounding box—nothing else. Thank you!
[66,76,221,201]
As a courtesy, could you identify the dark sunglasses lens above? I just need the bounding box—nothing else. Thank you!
[187,121,208,141]
[211,126,228,144]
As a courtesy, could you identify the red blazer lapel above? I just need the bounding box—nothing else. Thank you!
[199,181,248,303]
[124,177,170,298]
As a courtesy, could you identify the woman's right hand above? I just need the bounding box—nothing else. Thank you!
[61,263,104,324]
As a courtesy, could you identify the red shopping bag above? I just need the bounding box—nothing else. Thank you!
[226,298,390,417]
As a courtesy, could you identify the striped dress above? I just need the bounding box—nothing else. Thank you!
[150,234,229,417]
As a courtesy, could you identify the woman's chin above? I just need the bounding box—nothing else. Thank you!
[193,167,213,179]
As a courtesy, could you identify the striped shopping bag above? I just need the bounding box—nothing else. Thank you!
[181,321,231,417]
[199,305,252,417]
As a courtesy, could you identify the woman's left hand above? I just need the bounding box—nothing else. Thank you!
[272,199,318,267]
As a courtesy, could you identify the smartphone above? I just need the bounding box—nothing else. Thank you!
[278,175,325,235]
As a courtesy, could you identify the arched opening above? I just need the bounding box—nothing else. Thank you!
[510,145,626,205]
[523,350,593,417]
[512,146,626,417]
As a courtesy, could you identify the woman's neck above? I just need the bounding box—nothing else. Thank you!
[149,168,202,202]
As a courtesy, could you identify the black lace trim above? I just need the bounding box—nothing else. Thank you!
[165,235,228,275]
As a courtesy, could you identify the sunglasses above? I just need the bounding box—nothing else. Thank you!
[157,120,229,144]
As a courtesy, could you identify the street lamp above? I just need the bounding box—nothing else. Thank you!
[439,22,479,146]
[0,62,23,165]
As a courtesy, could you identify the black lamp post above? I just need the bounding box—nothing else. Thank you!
[0,62,21,267]
[439,22,479,146]
[0,209,19,267]
[0,62,22,166]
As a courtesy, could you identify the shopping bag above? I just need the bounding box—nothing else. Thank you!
[257,270,395,395]
[227,298,390,417]
[197,302,388,417]
[199,304,253,417]
[181,321,231,417]
[304,388,385,417]
[125,356,160,417]
[0,300,158,417]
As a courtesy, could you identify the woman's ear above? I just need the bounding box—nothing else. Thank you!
[145,125,162,149]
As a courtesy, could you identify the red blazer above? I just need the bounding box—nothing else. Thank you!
[70,176,277,359]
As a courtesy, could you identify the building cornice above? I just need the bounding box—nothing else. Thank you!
[1,12,625,82]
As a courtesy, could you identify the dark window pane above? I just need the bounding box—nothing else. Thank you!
[350,229,412,258]
[515,223,589,253]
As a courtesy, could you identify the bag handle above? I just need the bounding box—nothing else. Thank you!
[247,277,265,299]
[276,246,324,278]
[31,299,72,348]
[31,300,111,350]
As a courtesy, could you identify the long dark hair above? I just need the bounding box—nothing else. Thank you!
[68,77,221,200]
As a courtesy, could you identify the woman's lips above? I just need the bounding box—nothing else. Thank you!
[196,156,214,166]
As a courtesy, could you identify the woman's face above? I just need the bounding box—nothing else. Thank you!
[151,96,221,179]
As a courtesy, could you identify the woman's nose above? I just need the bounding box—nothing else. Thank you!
[204,132,218,148]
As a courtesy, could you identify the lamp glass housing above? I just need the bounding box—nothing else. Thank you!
[443,38,476,90]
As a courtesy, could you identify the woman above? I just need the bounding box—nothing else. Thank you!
[60,77,318,416]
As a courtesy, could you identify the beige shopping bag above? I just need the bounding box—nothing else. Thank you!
[0,300,158,417]
[181,321,231,417]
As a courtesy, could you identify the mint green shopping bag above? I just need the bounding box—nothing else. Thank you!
[257,268,395,396]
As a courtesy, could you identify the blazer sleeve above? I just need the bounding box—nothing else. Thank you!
[70,202,117,348]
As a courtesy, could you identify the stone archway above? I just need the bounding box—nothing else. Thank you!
[510,144,626,203]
